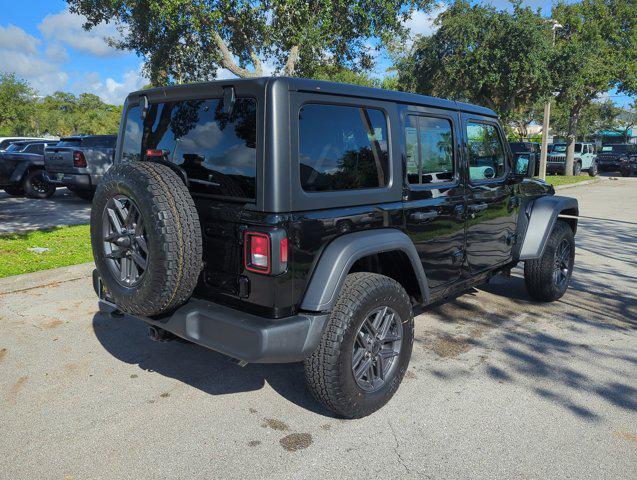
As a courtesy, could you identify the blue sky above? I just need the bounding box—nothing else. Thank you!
[0,0,633,107]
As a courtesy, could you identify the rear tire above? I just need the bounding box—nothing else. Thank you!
[524,220,575,302]
[304,272,414,418]
[588,161,598,177]
[3,185,25,196]
[91,161,203,317]
[573,161,582,176]
[23,170,55,199]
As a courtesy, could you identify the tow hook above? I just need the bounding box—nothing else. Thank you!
[148,325,175,342]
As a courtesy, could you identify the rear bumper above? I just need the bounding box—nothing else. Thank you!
[94,271,327,363]
[47,172,91,189]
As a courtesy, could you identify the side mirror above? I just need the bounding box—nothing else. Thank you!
[513,154,535,178]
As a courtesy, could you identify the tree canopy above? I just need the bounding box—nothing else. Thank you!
[67,0,432,85]
[551,0,637,172]
[0,74,121,137]
[397,0,555,125]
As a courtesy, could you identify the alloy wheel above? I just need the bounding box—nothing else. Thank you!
[553,238,572,289]
[102,194,149,287]
[31,172,49,194]
[351,306,403,392]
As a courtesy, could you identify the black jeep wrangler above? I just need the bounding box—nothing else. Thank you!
[92,78,578,418]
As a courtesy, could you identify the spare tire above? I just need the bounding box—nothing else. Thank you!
[91,161,202,317]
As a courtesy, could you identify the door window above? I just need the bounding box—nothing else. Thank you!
[298,104,389,192]
[466,122,507,181]
[405,116,454,184]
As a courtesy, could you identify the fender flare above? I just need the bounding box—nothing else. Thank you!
[300,229,430,312]
[9,162,35,184]
[518,195,578,260]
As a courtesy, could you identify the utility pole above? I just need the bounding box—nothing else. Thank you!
[539,20,563,180]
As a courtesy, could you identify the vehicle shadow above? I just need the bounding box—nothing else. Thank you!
[0,188,91,233]
[91,311,337,417]
[91,213,636,420]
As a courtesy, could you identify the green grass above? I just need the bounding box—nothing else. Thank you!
[544,175,591,187]
[0,225,93,278]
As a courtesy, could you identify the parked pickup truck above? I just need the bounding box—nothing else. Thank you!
[45,135,116,201]
[0,140,58,198]
[596,143,637,173]
[547,142,598,176]
[92,78,578,418]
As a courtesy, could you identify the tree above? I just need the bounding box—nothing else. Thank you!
[67,0,432,86]
[0,73,36,136]
[551,0,637,174]
[396,1,555,126]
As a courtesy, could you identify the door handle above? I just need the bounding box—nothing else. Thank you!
[410,211,438,222]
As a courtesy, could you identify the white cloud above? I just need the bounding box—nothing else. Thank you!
[44,43,69,63]
[0,24,40,54]
[402,3,448,41]
[39,9,122,57]
[70,67,145,105]
[0,25,69,93]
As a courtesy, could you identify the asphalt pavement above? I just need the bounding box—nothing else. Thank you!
[0,188,91,233]
[0,178,635,479]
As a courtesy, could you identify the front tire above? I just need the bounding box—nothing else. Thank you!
[23,170,55,199]
[304,272,414,418]
[573,161,582,176]
[524,220,575,302]
[588,161,598,177]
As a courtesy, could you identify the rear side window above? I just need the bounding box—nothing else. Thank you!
[299,104,389,192]
[466,122,507,181]
[122,98,257,199]
[25,143,44,154]
[405,116,454,184]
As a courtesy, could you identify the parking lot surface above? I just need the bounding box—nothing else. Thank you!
[0,178,635,479]
[0,188,91,233]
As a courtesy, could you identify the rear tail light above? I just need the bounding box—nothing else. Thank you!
[73,150,86,168]
[244,231,289,275]
[145,149,168,158]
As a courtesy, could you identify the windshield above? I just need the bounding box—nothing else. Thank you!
[122,97,257,200]
[549,144,567,153]
[601,144,630,153]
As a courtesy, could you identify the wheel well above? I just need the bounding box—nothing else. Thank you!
[349,250,422,303]
[558,207,578,235]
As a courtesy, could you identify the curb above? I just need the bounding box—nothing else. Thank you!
[0,262,94,296]
[554,176,610,190]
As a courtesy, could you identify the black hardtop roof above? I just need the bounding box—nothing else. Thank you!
[128,76,498,118]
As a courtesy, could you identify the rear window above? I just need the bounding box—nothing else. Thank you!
[56,138,83,148]
[83,136,116,148]
[298,104,389,192]
[122,97,257,200]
